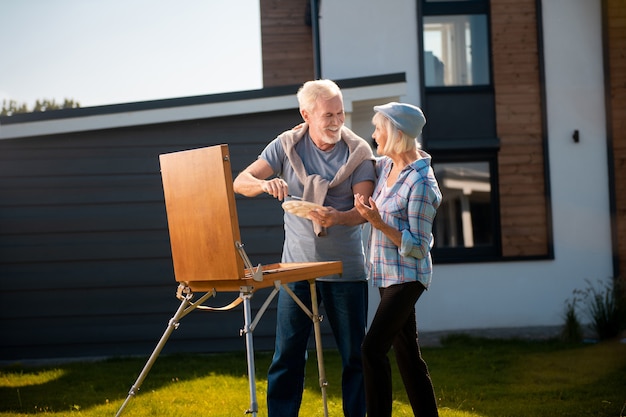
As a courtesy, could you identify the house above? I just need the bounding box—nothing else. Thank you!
[0,0,623,361]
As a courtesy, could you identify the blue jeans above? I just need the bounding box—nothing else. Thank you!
[267,280,367,417]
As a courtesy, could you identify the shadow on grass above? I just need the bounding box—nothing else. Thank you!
[0,351,268,414]
[0,348,347,416]
[1,336,625,417]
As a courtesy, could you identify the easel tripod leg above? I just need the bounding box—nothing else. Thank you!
[241,292,258,416]
[115,290,210,417]
[281,281,329,417]
[309,280,329,417]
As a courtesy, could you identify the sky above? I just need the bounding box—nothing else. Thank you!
[0,0,263,109]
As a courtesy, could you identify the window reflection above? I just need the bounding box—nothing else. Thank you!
[423,15,490,86]
[433,162,493,248]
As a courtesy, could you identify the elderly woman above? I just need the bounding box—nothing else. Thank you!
[354,102,442,417]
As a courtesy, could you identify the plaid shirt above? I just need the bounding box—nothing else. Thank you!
[366,152,442,288]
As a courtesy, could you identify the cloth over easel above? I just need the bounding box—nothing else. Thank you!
[279,124,375,236]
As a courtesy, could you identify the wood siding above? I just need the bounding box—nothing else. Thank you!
[261,0,314,87]
[0,110,338,360]
[491,0,550,257]
[607,0,626,281]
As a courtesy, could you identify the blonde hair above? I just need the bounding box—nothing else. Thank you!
[297,79,343,113]
[373,111,420,155]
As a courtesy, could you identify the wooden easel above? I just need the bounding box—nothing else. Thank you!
[115,144,341,417]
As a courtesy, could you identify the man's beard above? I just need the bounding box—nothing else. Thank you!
[321,127,342,145]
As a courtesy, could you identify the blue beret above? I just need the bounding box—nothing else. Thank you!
[373,102,426,138]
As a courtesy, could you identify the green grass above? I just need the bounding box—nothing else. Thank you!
[1,335,624,417]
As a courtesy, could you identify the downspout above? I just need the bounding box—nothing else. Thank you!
[535,0,555,259]
[311,0,322,79]
[600,0,620,281]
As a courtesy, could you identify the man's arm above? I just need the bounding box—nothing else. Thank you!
[308,180,375,227]
[233,158,289,200]
[339,179,375,226]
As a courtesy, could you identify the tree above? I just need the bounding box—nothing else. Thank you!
[1,100,28,116]
[1,98,80,116]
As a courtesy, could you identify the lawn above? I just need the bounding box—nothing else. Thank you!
[0,335,624,417]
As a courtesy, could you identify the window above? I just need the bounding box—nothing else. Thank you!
[420,0,500,262]
[423,15,490,86]
[433,161,494,249]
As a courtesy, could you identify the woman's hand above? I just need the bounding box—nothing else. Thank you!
[354,193,382,226]
[355,193,402,247]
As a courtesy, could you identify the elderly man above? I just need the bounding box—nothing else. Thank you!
[233,79,375,417]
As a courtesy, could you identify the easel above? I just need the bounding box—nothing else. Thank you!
[115,145,341,417]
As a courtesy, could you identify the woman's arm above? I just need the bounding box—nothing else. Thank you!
[354,193,403,247]
[400,182,437,259]
[355,181,437,259]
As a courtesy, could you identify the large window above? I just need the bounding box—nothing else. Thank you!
[430,155,501,262]
[421,0,500,262]
[423,15,490,86]
[433,162,493,249]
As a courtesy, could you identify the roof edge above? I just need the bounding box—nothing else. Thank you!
[1,73,406,125]
[0,73,406,140]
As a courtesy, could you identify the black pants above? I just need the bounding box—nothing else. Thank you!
[361,281,438,417]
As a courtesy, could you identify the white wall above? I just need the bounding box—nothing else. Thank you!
[319,0,421,107]
[322,0,614,331]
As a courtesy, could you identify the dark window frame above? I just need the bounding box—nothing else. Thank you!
[430,150,502,263]
[420,0,501,263]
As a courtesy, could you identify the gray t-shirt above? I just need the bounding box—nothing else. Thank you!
[261,133,376,281]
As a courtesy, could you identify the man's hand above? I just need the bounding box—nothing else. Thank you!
[261,178,289,201]
[308,206,335,227]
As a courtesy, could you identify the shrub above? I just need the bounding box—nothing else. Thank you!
[572,278,626,340]
[561,296,583,343]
